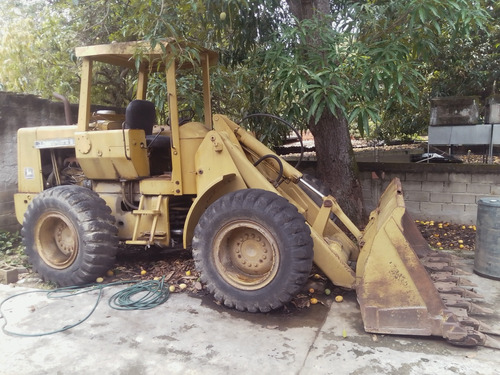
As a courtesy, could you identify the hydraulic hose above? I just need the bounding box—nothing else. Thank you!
[238,113,305,169]
[252,154,284,187]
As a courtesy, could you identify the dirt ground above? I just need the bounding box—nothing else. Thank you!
[0,217,479,312]
[416,220,476,251]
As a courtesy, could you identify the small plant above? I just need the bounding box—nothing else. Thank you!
[0,230,27,266]
[0,230,22,252]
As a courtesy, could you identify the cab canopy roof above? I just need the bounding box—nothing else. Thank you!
[74,39,218,71]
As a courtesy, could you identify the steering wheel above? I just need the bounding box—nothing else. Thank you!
[167,108,195,126]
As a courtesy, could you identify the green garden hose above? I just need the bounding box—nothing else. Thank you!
[0,277,170,337]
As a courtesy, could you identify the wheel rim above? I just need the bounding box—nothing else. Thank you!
[213,220,279,290]
[34,211,79,269]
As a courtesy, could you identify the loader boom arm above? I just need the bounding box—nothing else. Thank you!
[206,115,494,347]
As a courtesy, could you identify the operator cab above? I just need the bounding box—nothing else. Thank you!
[73,39,218,182]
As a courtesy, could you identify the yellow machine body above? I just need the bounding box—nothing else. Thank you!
[14,40,491,347]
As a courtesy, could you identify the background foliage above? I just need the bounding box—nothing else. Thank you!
[0,0,497,142]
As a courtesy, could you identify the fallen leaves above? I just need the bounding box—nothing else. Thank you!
[20,219,475,306]
[415,220,476,251]
[103,248,206,295]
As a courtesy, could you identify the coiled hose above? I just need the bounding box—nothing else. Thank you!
[0,277,170,337]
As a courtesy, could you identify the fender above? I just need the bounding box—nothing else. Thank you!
[183,173,246,248]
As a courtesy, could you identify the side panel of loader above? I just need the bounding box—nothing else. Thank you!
[75,130,150,179]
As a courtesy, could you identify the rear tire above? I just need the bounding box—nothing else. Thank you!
[22,186,118,286]
[192,189,314,312]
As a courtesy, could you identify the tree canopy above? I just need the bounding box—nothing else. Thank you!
[1,1,496,137]
[0,0,496,222]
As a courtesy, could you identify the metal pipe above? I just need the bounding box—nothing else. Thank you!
[299,178,326,199]
[52,93,73,125]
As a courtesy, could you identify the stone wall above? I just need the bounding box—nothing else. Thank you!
[358,162,500,224]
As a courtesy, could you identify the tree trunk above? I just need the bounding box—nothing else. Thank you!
[287,0,330,21]
[309,109,365,226]
[287,0,366,226]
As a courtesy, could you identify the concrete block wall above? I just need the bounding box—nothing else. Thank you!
[359,162,500,224]
[2,92,500,230]
[0,183,18,232]
[0,92,73,232]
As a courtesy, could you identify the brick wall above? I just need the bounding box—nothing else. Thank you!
[358,162,500,224]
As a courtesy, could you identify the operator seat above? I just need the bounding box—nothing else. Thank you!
[124,99,172,174]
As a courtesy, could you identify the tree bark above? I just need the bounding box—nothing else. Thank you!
[287,0,330,21]
[309,109,365,226]
[287,0,366,226]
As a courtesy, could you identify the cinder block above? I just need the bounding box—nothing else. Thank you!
[471,173,500,184]
[430,192,453,203]
[445,182,467,193]
[0,201,15,212]
[404,191,430,202]
[466,184,491,194]
[452,194,477,204]
[490,185,500,195]
[404,201,421,215]
[420,202,443,215]
[0,263,18,284]
[441,203,466,215]
[465,204,479,223]
[449,173,471,183]
[427,173,449,182]
[0,190,15,203]
[0,214,19,228]
[400,181,422,192]
[405,172,426,182]
[360,179,372,191]
[422,181,445,192]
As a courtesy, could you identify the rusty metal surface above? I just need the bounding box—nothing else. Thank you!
[356,177,500,348]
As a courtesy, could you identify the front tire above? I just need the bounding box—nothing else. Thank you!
[192,189,314,312]
[22,186,118,286]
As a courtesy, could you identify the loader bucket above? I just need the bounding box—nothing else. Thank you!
[355,178,492,347]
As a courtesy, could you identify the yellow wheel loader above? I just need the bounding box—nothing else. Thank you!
[14,40,498,348]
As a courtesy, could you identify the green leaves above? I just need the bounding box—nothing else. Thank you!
[0,231,23,255]
[0,0,495,143]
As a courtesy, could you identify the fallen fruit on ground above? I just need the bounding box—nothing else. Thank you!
[335,295,343,303]
[310,297,318,304]
[416,221,475,251]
